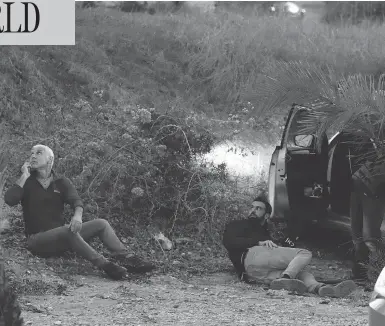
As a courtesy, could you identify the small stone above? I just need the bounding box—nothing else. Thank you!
[54,322,62,325]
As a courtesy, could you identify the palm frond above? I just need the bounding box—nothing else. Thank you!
[256,60,385,159]
[256,61,339,115]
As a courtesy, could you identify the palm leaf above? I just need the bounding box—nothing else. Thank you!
[256,61,339,115]
[256,60,385,160]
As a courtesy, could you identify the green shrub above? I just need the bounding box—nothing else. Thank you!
[3,94,258,247]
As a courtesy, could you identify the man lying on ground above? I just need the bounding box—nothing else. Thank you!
[223,196,357,297]
[4,144,155,280]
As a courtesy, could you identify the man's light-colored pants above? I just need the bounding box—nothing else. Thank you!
[244,246,321,293]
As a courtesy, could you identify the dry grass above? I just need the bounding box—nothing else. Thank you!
[182,9,385,110]
[2,6,385,120]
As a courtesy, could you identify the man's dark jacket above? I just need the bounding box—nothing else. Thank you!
[222,217,270,279]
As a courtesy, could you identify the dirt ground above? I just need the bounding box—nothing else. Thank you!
[0,210,373,326]
[19,266,369,326]
[9,243,371,326]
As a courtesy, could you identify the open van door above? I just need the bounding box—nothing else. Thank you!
[268,104,385,239]
[268,104,329,235]
[326,132,356,218]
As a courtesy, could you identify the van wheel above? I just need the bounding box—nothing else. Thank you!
[0,260,24,326]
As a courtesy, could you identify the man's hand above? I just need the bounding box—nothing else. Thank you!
[259,240,278,249]
[69,215,82,233]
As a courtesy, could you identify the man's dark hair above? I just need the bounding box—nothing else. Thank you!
[253,196,272,215]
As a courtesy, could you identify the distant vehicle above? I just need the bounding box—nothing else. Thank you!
[269,2,306,19]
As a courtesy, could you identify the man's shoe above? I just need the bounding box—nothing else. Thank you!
[101,262,127,280]
[270,278,307,294]
[114,255,156,274]
[318,280,357,298]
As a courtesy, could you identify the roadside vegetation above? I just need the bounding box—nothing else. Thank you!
[0,1,385,294]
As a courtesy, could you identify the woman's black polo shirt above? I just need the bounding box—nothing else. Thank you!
[4,171,83,236]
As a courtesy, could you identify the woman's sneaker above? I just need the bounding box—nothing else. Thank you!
[113,255,156,274]
[100,262,127,280]
[318,280,357,298]
[270,278,307,294]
